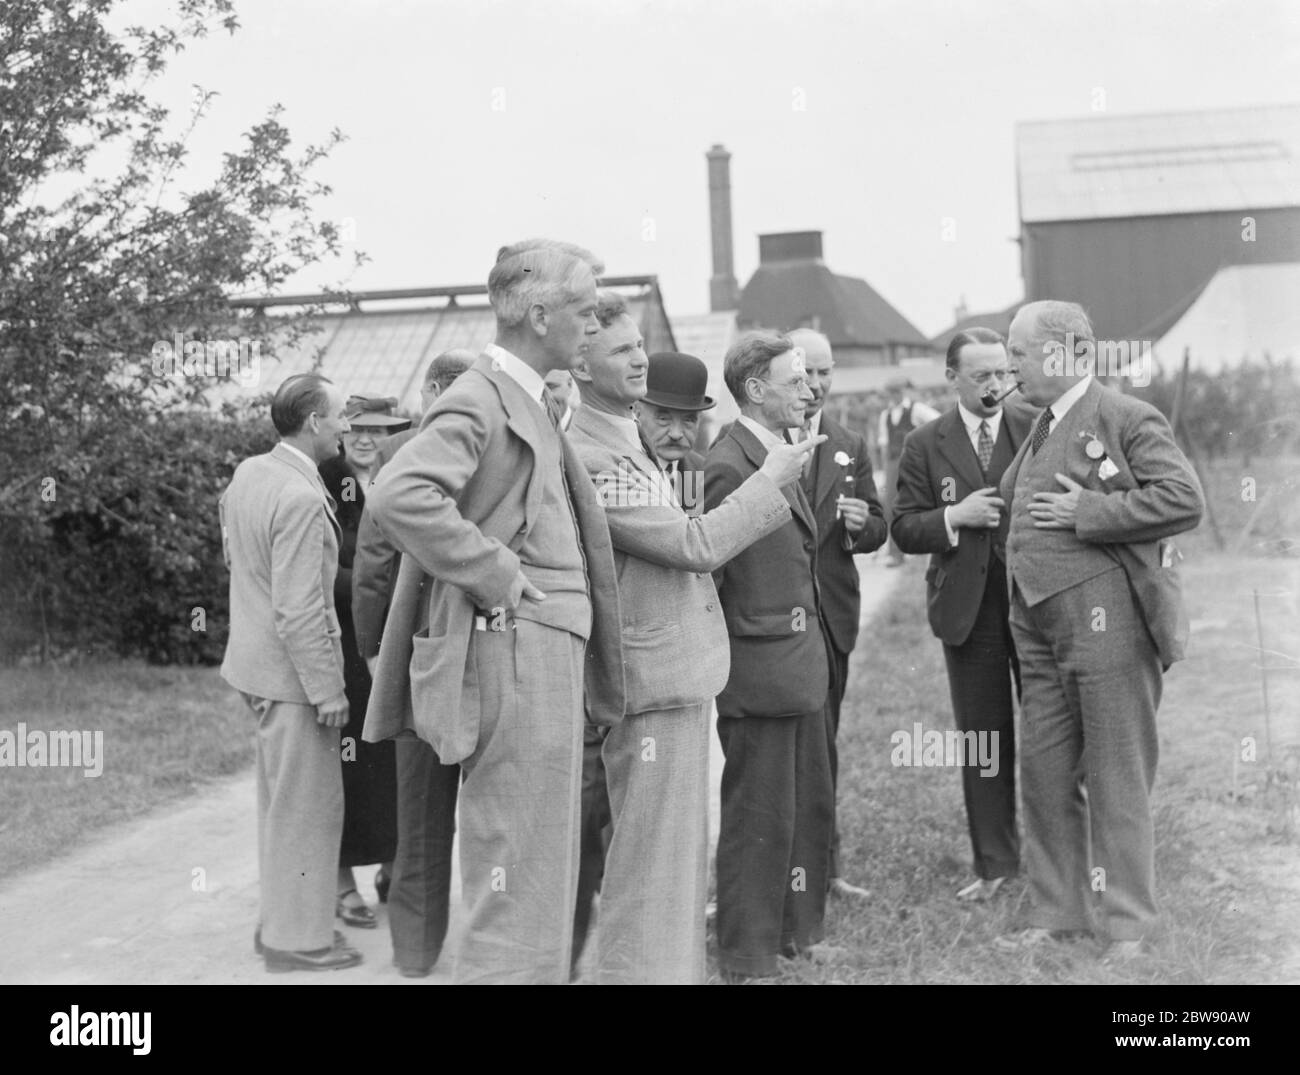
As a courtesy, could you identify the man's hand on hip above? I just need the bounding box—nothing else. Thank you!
[507,570,547,611]
[316,691,350,728]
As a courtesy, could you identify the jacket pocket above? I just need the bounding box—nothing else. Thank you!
[409,626,479,764]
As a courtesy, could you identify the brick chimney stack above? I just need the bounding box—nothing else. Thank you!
[707,144,739,311]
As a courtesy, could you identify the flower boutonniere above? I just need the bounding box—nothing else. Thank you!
[1078,430,1119,480]
[833,450,855,516]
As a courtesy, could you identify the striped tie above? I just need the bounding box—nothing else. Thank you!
[977,420,994,472]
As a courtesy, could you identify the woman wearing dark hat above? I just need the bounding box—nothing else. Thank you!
[318,396,411,928]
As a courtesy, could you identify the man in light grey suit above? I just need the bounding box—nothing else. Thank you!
[567,296,821,983]
[996,300,1203,961]
[364,239,625,984]
[219,373,362,972]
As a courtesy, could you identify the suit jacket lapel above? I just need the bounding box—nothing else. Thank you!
[812,416,843,510]
[935,408,985,492]
[271,442,340,541]
[476,354,548,532]
[733,422,816,536]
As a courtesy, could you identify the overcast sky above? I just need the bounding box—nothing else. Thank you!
[111,0,1299,338]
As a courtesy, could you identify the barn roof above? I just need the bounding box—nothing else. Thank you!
[1017,103,1300,224]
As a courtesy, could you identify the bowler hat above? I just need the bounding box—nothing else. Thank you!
[642,352,715,412]
[345,395,412,432]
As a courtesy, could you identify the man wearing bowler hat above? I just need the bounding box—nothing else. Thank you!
[568,306,819,983]
[635,351,714,513]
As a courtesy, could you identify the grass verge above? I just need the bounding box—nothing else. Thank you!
[0,661,252,881]
[707,550,1300,984]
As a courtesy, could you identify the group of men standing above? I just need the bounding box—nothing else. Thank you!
[219,234,1203,982]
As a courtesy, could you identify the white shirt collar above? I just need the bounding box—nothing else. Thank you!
[1047,374,1093,425]
[484,342,548,411]
[738,413,788,451]
[956,401,1003,440]
[279,441,317,471]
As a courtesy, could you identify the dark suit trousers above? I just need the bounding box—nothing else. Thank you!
[941,557,1020,880]
[826,645,849,880]
[388,737,459,973]
[716,708,834,977]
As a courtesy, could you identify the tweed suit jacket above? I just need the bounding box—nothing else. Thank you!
[805,413,888,655]
[351,427,419,659]
[219,442,345,706]
[568,405,790,717]
[361,353,625,763]
[891,398,1034,647]
[705,421,830,718]
[1000,379,1203,668]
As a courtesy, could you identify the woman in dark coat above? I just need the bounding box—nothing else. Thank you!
[319,397,409,928]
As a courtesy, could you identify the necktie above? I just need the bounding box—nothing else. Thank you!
[1030,407,1054,455]
[977,419,994,472]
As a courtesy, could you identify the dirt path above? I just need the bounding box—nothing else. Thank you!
[0,558,907,984]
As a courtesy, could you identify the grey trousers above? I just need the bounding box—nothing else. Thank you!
[595,703,711,985]
[453,620,586,984]
[1009,567,1162,941]
[243,693,344,953]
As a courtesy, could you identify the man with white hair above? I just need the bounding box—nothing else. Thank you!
[996,300,1202,961]
[363,239,625,983]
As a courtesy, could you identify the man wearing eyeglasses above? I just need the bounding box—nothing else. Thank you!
[705,330,843,979]
[891,328,1034,904]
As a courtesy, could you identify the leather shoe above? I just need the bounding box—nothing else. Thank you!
[829,877,871,900]
[782,941,849,965]
[255,926,345,955]
[263,938,362,973]
[956,877,1006,902]
[337,889,378,929]
[994,927,1088,952]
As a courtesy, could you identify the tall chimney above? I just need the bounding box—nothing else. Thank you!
[707,144,739,312]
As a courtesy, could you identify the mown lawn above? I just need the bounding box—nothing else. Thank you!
[0,661,252,881]
[706,547,1300,984]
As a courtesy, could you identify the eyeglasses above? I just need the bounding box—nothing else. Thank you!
[751,376,812,392]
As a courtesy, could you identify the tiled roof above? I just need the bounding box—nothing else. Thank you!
[928,301,1022,353]
[1017,103,1300,223]
[737,260,928,347]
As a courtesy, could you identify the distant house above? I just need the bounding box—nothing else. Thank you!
[1016,103,1300,340]
[736,231,933,367]
[928,300,1021,356]
[224,276,676,414]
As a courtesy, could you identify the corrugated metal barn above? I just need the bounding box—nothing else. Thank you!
[1017,103,1300,340]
